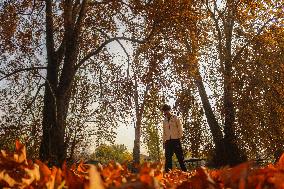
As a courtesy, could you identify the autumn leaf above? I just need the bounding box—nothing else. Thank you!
[277,153,284,169]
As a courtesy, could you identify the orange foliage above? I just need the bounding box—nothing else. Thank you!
[1,141,284,188]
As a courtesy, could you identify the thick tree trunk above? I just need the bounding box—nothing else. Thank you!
[194,72,227,166]
[40,0,85,166]
[39,70,74,166]
[222,1,247,165]
[40,62,75,166]
[40,0,62,166]
[39,29,76,165]
[223,61,246,165]
[39,80,58,165]
[187,26,228,166]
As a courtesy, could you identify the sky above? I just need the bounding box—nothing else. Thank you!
[115,124,136,153]
[115,122,162,155]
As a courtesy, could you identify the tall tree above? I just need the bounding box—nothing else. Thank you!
[0,0,148,166]
[134,0,230,166]
[130,45,164,165]
[233,24,284,161]
[132,0,284,166]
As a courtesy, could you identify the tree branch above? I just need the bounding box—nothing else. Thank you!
[206,0,224,66]
[0,70,6,75]
[206,0,223,47]
[74,0,87,35]
[231,18,274,65]
[45,0,56,57]
[17,0,36,15]
[76,37,145,70]
[117,39,131,77]
[18,83,45,124]
[0,67,47,81]
[95,28,131,77]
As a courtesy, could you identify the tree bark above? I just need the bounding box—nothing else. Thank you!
[186,26,228,166]
[39,0,60,165]
[133,114,142,165]
[132,73,150,168]
[40,0,86,166]
[222,0,247,165]
[194,72,227,166]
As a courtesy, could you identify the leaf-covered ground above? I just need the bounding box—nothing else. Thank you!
[1,141,284,189]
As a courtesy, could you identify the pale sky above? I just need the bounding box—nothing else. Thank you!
[115,124,149,155]
[115,125,134,152]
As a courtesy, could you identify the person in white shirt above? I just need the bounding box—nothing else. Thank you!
[161,104,187,172]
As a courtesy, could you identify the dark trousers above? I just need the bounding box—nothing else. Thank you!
[165,139,187,172]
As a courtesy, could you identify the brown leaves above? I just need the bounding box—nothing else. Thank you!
[277,153,284,169]
[0,3,19,52]
[2,141,284,188]
[0,140,39,188]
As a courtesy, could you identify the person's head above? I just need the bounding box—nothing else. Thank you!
[161,104,171,117]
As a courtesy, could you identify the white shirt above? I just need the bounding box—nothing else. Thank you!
[162,114,183,143]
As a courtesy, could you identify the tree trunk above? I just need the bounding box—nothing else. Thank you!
[133,114,142,165]
[39,0,62,166]
[40,62,76,166]
[39,69,74,166]
[223,60,246,165]
[39,0,86,166]
[39,79,58,165]
[222,0,247,165]
[194,72,227,166]
[186,26,228,166]
[132,73,150,169]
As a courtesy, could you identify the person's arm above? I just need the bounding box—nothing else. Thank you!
[176,116,183,139]
[162,121,166,148]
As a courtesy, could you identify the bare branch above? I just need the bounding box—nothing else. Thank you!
[18,83,45,124]
[95,28,131,77]
[0,70,6,75]
[76,37,145,70]
[0,67,47,81]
